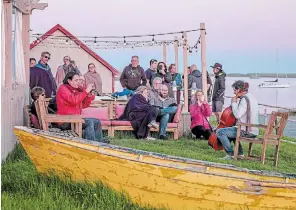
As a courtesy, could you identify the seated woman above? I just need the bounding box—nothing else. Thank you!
[56,72,109,143]
[84,63,102,96]
[118,86,159,139]
[189,90,212,140]
[30,86,57,128]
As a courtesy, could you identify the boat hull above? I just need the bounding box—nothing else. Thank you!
[14,126,296,210]
[259,84,290,88]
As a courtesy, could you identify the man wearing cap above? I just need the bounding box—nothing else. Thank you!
[211,63,226,123]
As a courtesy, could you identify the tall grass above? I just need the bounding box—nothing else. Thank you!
[1,144,160,210]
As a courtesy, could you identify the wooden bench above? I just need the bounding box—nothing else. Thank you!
[109,101,182,140]
[234,111,289,167]
[31,97,182,140]
[35,95,84,137]
[82,100,114,136]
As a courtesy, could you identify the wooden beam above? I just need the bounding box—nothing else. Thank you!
[31,3,48,14]
[4,0,13,87]
[14,0,30,14]
[182,32,188,113]
[200,23,208,102]
[13,0,48,15]
[22,14,30,82]
[162,41,167,63]
[174,36,179,72]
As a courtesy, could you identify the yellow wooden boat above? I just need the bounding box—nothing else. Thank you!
[14,126,296,210]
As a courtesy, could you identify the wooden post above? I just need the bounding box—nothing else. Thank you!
[200,23,208,101]
[4,0,13,87]
[182,32,188,113]
[174,36,179,72]
[22,14,30,82]
[162,41,167,63]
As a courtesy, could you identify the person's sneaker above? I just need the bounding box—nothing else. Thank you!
[111,93,118,98]
[238,154,245,159]
[159,134,168,140]
[100,137,110,144]
[148,121,159,129]
[146,136,156,140]
[221,155,234,160]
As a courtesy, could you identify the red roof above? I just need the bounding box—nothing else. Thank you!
[30,24,119,75]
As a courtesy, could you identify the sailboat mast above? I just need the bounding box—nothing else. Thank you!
[276,48,278,79]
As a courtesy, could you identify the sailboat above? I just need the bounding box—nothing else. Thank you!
[259,76,290,88]
[258,82,290,88]
[258,50,290,88]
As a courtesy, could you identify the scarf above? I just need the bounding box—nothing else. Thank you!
[35,61,51,71]
[84,71,102,94]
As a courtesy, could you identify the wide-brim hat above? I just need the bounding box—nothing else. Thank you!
[210,63,223,70]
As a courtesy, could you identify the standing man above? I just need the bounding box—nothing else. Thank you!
[30,52,57,98]
[114,56,147,97]
[188,64,202,106]
[211,63,226,123]
[145,59,158,87]
[55,56,81,88]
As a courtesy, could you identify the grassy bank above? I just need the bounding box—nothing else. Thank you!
[1,144,158,210]
[2,134,296,210]
[111,134,296,174]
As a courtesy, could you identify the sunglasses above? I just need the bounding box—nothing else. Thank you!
[44,56,50,60]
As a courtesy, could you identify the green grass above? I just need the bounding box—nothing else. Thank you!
[110,134,296,174]
[2,133,296,210]
[1,144,160,210]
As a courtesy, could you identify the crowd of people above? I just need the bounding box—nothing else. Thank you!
[29,52,259,160]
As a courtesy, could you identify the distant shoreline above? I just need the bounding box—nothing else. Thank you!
[209,73,296,78]
[115,73,296,78]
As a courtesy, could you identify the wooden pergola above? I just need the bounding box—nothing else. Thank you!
[1,0,47,159]
[161,23,208,113]
[161,24,208,135]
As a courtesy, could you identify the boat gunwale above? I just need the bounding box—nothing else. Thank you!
[14,126,296,180]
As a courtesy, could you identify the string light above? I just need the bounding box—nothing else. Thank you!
[32,28,200,39]
[30,30,202,53]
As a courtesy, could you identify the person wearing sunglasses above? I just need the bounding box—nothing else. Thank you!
[30,51,57,98]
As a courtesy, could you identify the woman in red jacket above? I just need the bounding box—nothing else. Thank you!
[56,72,109,143]
[189,90,213,140]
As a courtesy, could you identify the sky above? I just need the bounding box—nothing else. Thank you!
[30,0,296,73]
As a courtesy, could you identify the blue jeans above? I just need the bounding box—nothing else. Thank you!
[83,118,103,142]
[216,127,243,156]
[112,89,135,97]
[158,106,178,136]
